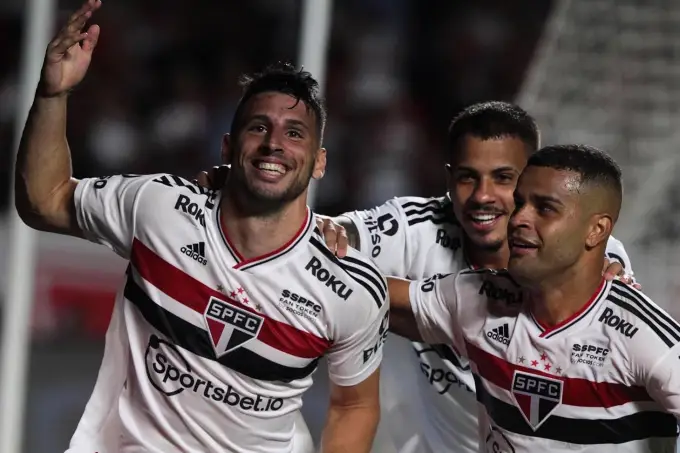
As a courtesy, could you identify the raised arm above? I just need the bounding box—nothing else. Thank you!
[15,0,101,235]
[387,277,423,341]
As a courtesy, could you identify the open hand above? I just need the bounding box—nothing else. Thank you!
[39,0,101,97]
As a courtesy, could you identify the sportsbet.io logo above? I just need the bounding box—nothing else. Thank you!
[145,335,283,412]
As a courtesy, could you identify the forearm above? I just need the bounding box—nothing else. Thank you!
[387,277,423,341]
[320,404,379,453]
[16,94,77,229]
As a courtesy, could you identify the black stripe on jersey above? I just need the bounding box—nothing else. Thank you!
[606,252,626,270]
[613,280,680,340]
[609,284,680,348]
[400,198,442,211]
[473,374,678,444]
[309,237,385,309]
[340,255,387,295]
[124,273,318,382]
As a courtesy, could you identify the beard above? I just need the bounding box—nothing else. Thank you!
[228,160,315,216]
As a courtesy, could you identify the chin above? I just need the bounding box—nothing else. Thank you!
[468,234,505,252]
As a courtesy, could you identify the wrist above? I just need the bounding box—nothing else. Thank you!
[35,82,71,100]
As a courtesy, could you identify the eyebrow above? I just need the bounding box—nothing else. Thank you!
[456,166,519,173]
[532,194,564,206]
[246,115,310,131]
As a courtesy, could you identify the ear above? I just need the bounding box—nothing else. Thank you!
[585,214,613,249]
[312,148,327,180]
[221,134,232,165]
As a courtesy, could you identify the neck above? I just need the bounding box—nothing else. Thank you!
[529,258,604,328]
[219,192,308,260]
[465,236,510,270]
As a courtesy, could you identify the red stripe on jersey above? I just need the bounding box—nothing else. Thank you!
[534,279,605,336]
[466,341,652,408]
[130,238,331,358]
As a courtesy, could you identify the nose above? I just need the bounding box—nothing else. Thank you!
[262,127,284,153]
[509,203,531,231]
[471,177,495,205]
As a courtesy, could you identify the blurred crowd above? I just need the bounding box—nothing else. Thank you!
[0,0,552,215]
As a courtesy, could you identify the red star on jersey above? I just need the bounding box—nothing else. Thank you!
[237,287,245,294]
[230,291,237,298]
[540,352,548,361]
[555,366,562,374]
[544,363,552,371]
[242,297,249,304]
[531,360,538,367]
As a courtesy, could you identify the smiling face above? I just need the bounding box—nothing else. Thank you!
[222,91,326,211]
[447,135,529,252]
[507,166,590,285]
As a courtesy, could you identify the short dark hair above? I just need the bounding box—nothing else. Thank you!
[230,62,327,142]
[527,144,623,199]
[447,101,539,159]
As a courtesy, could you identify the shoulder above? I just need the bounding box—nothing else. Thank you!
[391,195,458,228]
[604,280,680,351]
[307,229,386,312]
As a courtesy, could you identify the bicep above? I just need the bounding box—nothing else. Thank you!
[408,273,460,346]
[646,345,680,418]
[18,178,83,237]
[386,277,422,341]
[329,367,380,409]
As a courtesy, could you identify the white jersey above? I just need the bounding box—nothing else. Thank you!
[343,196,636,453]
[66,174,389,453]
[410,269,679,453]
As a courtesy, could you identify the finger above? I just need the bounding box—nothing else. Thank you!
[633,283,642,290]
[50,31,89,55]
[335,228,349,258]
[603,262,624,280]
[80,24,100,54]
[195,171,210,188]
[322,221,338,252]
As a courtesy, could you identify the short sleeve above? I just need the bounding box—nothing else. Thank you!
[605,236,635,278]
[409,273,463,350]
[74,174,155,259]
[326,284,390,387]
[341,198,411,276]
[645,343,680,419]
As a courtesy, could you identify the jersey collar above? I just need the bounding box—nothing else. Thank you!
[216,205,313,271]
[529,278,608,339]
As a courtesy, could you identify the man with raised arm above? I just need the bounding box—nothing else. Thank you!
[16,2,388,452]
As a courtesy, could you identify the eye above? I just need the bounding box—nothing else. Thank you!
[456,174,475,183]
[287,129,303,139]
[249,124,266,133]
[496,173,515,183]
[538,204,555,214]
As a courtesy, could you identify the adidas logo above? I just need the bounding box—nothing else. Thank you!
[181,242,208,266]
[486,323,510,345]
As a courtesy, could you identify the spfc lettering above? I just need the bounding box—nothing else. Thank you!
[511,370,563,430]
[204,298,264,357]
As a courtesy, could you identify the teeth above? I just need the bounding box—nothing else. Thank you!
[257,162,286,174]
[470,214,498,224]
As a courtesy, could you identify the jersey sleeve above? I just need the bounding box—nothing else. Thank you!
[645,342,680,419]
[74,174,154,259]
[340,198,411,276]
[409,273,464,351]
[325,271,390,387]
[605,236,635,278]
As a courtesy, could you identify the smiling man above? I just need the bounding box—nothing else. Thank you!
[15,2,388,452]
[387,144,680,453]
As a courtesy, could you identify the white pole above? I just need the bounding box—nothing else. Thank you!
[297,0,333,209]
[0,0,55,452]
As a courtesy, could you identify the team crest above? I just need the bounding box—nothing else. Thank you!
[510,370,563,430]
[204,297,264,357]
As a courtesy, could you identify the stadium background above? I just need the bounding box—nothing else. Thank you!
[1,0,679,451]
